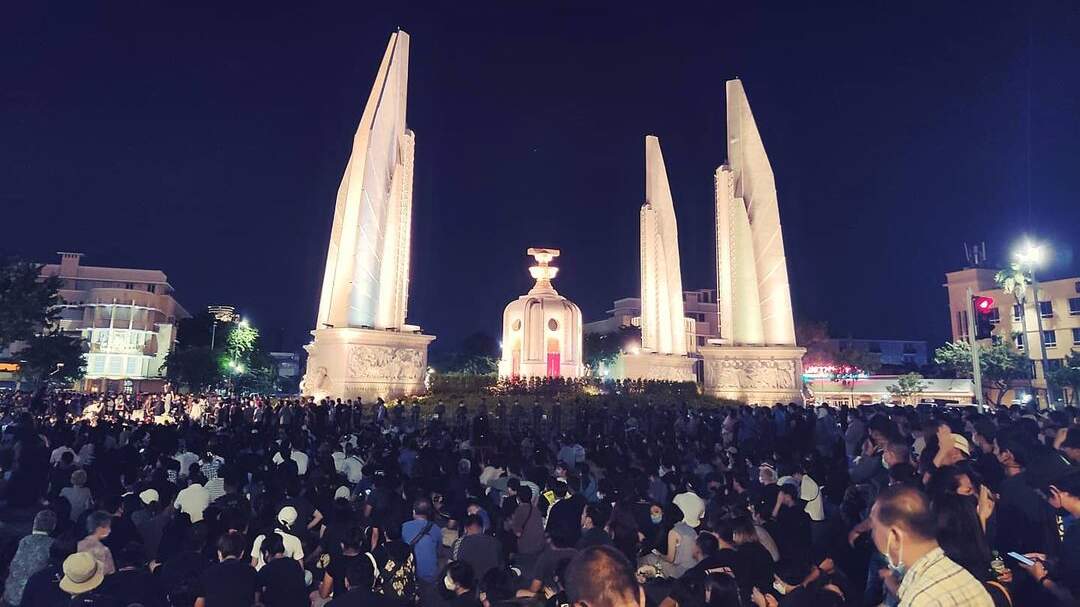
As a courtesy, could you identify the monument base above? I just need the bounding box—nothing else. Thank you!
[700,345,805,404]
[301,327,435,403]
[619,352,697,382]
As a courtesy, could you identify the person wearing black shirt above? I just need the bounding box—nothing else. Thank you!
[321,526,366,600]
[546,480,586,548]
[681,533,736,582]
[577,503,613,551]
[102,543,165,607]
[767,484,812,566]
[255,533,308,607]
[195,531,256,607]
[327,556,397,607]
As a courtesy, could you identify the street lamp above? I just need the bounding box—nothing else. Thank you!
[1014,239,1051,408]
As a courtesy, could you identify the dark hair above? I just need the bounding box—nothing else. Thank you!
[873,485,937,540]
[517,485,533,504]
[565,545,639,607]
[345,556,377,589]
[695,532,719,558]
[446,560,476,590]
[703,573,741,607]
[996,427,1034,467]
[261,532,286,556]
[1054,469,1080,496]
[933,493,991,581]
[463,514,484,530]
[342,526,366,551]
[86,511,113,534]
[412,498,433,519]
[584,503,611,529]
[115,542,146,569]
[217,530,246,558]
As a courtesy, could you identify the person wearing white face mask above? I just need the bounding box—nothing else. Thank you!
[441,560,482,606]
[870,485,992,606]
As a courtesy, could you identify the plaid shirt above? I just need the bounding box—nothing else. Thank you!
[897,547,993,607]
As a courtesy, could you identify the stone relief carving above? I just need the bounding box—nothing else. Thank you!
[300,366,329,395]
[347,345,425,382]
[706,358,798,390]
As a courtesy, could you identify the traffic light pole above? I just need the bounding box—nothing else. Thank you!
[967,287,986,413]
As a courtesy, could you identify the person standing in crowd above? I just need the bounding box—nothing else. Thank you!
[2,510,56,607]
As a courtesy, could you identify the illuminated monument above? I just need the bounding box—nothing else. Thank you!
[621,136,697,382]
[302,30,434,402]
[701,79,805,403]
[498,249,584,379]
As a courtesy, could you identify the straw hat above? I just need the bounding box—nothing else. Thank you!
[59,552,104,595]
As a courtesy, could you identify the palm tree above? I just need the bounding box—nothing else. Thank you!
[996,262,1034,399]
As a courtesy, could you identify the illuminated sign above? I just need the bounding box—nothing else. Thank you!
[0,362,21,373]
[802,365,869,381]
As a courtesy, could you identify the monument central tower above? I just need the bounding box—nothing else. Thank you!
[302,30,435,402]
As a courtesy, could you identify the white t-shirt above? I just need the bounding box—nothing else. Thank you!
[250,530,304,570]
[174,451,200,477]
[50,446,75,465]
[272,449,310,476]
[174,483,210,523]
[342,456,364,484]
[779,475,825,522]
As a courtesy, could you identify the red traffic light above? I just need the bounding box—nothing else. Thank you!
[973,296,995,314]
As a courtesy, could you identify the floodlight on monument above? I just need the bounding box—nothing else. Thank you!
[239,318,249,328]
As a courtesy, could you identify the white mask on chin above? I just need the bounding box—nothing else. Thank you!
[444,574,456,591]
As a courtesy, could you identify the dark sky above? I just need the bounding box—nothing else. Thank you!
[3,2,1079,354]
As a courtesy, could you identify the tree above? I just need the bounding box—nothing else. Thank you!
[0,259,63,349]
[583,327,640,374]
[996,263,1034,391]
[1047,351,1080,406]
[934,340,1030,407]
[162,346,220,393]
[886,372,927,404]
[795,320,832,367]
[19,329,86,386]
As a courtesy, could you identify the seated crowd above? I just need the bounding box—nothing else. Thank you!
[0,389,1079,607]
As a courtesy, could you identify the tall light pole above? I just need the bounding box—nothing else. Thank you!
[1015,241,1051,408]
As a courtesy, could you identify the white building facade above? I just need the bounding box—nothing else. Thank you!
[42,252,189,393]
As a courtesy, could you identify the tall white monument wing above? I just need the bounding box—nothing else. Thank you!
[640,136,688,355]
[316,31,414,331]
[718,79,796,346]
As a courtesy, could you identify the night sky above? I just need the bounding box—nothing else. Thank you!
[3,2,1079,354]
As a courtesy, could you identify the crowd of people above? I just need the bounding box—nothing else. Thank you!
[0,388,1079,607]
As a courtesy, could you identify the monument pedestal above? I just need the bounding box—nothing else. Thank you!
[620,352,697,382]
[700,345,805,404]
[302,327,435,402]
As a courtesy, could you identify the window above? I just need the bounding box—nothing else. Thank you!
[1075,281,1080,294]
[1013,305,1022,321]
[1039,301,1053,318]
[124,282,134,290]
[1048,358,1065,371]
[987,308,1000,324]
[1073,328,1080,344]
[1043,330,1057,347]
[1014,333,1025,350]
[697,336,706,347]
[903,343,918,354]
[1070,297,1080,315]
[868,342,882,353]
[147,284,156,293]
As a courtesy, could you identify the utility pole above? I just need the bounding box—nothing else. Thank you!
[1029,272,1051,409]
[966,287,986,413]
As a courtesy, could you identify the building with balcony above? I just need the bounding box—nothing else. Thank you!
[41,252,190,393]
[584,288,719,354]
[945,266,1080,406]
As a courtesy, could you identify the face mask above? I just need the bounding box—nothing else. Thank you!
[884,532,906,578]
[651,513,663,524]
[443,575,456,591]
[882,456,891,470]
